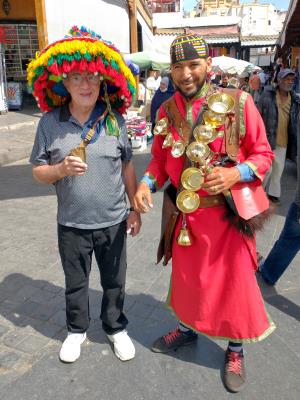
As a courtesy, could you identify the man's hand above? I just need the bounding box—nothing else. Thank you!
[133,182,153,213]
[202,166,241,195]
[126,211,142,237]
[60,156,87,177]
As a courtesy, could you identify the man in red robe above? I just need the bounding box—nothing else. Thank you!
[133,34,274,393]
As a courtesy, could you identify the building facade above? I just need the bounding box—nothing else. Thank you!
[0,0,153,84]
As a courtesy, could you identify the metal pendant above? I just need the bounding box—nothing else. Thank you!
[171,140,186,158]
[181,167,204,191]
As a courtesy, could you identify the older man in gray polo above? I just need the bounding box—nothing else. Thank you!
[28,27,141,364]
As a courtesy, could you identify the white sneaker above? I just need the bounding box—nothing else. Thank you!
[107,330,135,361]
[59,332,86,363]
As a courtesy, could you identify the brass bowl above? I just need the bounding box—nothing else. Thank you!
[176,190,200,214]
[153,117,169,136]
[186,142,211,164]
[193,124,217,143]
[207,92,235,114]
[203,110,225,128]
[171,140,186,158]
[181,167,204,191]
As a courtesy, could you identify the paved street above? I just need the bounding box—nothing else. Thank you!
[0,140,299,399]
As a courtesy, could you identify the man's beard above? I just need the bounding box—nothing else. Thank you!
[174,78,206,100]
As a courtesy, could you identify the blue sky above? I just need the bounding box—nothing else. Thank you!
[183,0,290,11]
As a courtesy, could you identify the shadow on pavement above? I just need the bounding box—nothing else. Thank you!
[256,274,300,322]
[0,272,224,371]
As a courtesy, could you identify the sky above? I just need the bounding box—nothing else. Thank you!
[183,0,291,12]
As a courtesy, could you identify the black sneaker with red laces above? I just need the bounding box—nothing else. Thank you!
[223,348,246,393]
[151,327,198,353]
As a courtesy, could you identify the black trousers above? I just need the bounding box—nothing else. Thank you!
[57,221,128,335]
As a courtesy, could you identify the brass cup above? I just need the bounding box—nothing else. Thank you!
[162,133,174,149]
[207,92,235,114]
[176,190,200,214]
[171,140,186,158]
[181,167,204,191]
[153,117,169,136]
[203,110,225,128]
[193,124,217,144]
[186,142,211,164]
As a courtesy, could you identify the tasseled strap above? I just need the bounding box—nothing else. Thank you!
[103,82,121,137]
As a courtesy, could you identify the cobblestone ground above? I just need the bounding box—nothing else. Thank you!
[0,151,299,400]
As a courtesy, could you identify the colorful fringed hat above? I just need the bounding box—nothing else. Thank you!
[27,26,136,113]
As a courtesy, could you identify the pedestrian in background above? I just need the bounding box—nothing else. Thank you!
[258,68,299,203]
[259,106,300,285]
[28,26,141,364]
[150,76,174,132]
[219,73,229,88]
[249,71,261,104]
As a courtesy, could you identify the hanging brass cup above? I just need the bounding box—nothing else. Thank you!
[176,190,200,213]
[186,141,212,164]
[193,124,217,144]
[207,92,235,114]
[181,167,204,191]
[153,117,169,136]
[203,110,225,128]
[171,139,186,158]
[162,133,174,149]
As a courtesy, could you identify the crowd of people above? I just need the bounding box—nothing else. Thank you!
[28,26,299,394]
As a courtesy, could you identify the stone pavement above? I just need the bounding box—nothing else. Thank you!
[0,99,42,167]
[0,113,299,399]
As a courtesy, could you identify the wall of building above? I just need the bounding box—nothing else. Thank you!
[238,4,285,36]
[0,0,36,21]
[44,0,130,53]
[137,11,154,52]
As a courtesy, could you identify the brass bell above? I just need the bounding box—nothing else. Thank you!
[162,133,174,148]
[177,227,192,246]
[193,124,217,144]
[181,167,204,191]
[153,117,169,136]
[171,139,186,158]
[186,142,211,164]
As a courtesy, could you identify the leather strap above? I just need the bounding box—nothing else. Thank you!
[220,87,241,162]
[83,109,108,143]
[198,194,225,208]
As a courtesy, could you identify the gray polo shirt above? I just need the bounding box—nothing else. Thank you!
[30,104,132,229]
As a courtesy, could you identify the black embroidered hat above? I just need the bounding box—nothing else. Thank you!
[170,33,209,65]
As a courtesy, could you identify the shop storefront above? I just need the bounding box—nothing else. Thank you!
[0,0,39,109]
